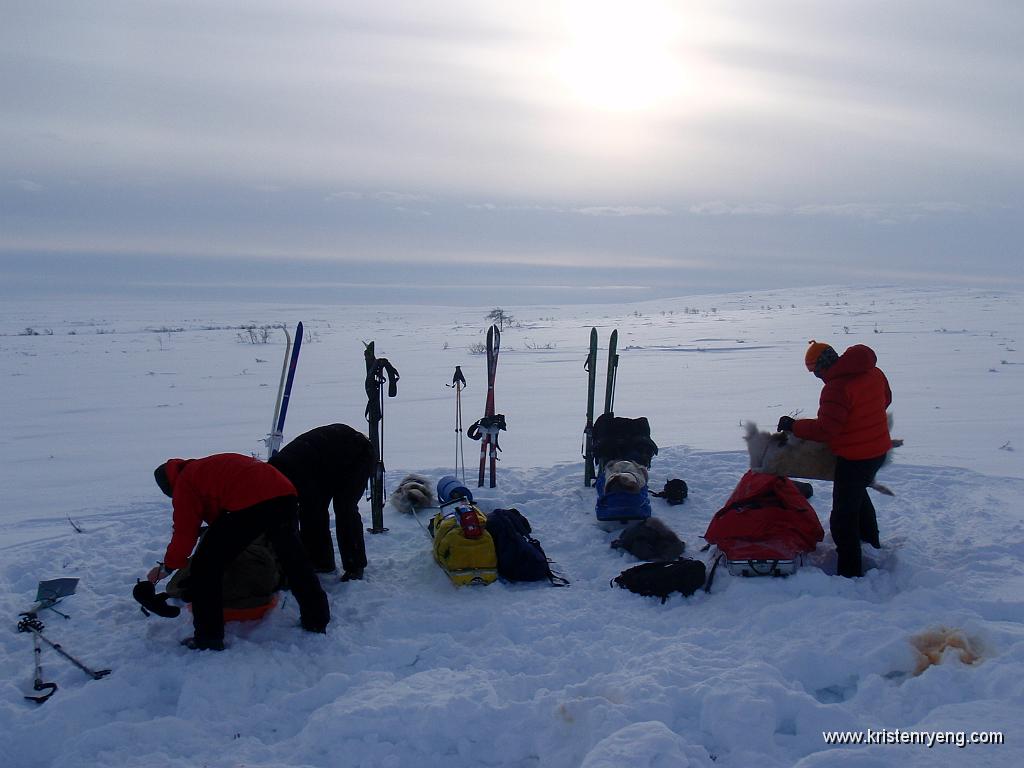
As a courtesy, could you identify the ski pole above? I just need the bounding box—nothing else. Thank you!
[24,630,57,704]
[18,615,111,681]
[449,366,467,483]
[457,381,465,483]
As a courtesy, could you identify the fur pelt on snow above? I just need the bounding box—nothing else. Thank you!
[910,627,982,675]
[389,474,434,514]
[744,418,901,495]
[611,517,685,561]
[603,460,649,493]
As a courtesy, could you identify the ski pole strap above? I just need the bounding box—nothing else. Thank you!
[366,358,399,397]
[364,358,399,399]
[380,358,400,397]
[451,366,466,388]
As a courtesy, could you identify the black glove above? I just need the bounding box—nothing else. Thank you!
[133,580,181,618]
[777,416,796,433]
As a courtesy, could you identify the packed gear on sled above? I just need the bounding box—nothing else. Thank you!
[592,414,658,522]
[703,470,824,578]
[596,471,652,522]
[429,502,498,586]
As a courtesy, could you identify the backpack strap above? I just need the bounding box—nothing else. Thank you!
[548,568,571,587]
[535,538,571,587]
[704,552,724,593]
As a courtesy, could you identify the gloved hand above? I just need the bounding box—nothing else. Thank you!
[146,563,172,583]
[340,569,364,582]
[777,416,796,433]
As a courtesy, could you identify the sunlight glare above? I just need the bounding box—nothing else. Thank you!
[557,0,685,112]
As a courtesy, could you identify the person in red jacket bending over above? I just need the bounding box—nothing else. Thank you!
[146,453,330,650]
[778,341,893,578]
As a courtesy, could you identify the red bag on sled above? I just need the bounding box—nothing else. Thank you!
[704,471,824,577]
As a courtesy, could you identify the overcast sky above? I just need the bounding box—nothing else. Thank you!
[2,0,1021,303]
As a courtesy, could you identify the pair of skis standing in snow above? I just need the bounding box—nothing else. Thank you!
[582,327,620,487]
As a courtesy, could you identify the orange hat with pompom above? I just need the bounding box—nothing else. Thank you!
[804,340,836,372]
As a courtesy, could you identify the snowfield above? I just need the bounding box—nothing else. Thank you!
[0,285,1021,768]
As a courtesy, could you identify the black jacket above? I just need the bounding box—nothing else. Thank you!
[269,424,372,505]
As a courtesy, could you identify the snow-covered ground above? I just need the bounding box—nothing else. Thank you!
[0,285,1021,767]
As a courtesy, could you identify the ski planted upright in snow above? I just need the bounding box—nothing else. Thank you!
[583,327,598,486]
[266,322,302,458]
[364,341,400,534]
[604,328,619,416]
[469,324,505,488]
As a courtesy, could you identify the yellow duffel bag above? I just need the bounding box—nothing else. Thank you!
[430,506,498,586]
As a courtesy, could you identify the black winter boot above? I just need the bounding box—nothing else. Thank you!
[181,635,225,651]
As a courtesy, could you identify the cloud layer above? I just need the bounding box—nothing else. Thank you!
[2,1,1021,298]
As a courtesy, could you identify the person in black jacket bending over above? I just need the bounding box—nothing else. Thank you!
[268,424,373,581]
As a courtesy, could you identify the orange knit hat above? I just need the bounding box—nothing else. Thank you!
[804,340,833,371]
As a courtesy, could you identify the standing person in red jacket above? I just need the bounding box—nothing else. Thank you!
[146,453,330,650]
[778,341,893,578]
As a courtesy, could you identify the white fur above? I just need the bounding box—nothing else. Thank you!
[744,418,900,495]
[390,474,435,514]
[603,460,649,493]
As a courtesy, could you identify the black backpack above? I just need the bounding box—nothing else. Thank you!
[612,559,707,603]
[651,478,688,505]
[486,508,568,585]
[592,414,659,467]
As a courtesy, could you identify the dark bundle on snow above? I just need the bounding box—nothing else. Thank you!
[651,478,688,505]
[611,517,685,561]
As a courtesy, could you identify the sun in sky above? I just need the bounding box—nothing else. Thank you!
[555,0,691,113]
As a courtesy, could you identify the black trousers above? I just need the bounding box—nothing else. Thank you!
[298,491,368,574]
[831,454,887,578]
[189,496,329,643]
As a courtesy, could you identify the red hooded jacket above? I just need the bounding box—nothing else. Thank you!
[792,345,892,460]
[161,453,296,569]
